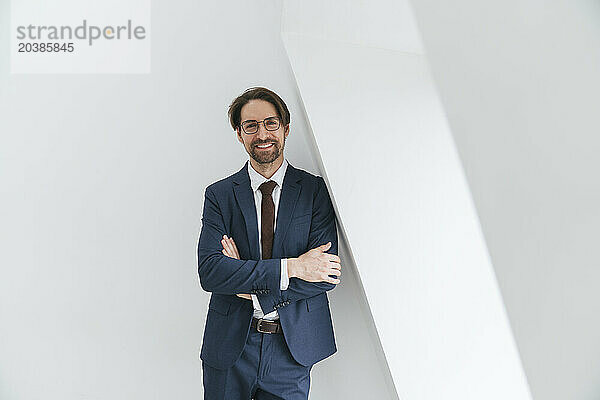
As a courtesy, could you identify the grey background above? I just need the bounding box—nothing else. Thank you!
[2,0,599,399]
[410,0,600,399]
[0,0,391,399]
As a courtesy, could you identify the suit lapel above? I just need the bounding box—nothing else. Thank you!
[232,160,303,260]
[232,161,261,260]
[272,163,302,259]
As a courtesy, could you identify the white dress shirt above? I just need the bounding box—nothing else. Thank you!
[247,158,290,320]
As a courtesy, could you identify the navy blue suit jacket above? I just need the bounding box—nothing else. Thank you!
[197,161,338,370]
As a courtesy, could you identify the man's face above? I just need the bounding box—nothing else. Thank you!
[237,99,289,165]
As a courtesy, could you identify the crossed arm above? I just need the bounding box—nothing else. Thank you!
[221,235,341,301]
[197,176,341,310]
[282,177,342,303]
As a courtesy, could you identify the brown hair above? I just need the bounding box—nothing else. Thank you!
[228,87,290,132]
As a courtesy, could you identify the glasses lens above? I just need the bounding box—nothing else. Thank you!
[265,117,280,131]
[242,121,258,134]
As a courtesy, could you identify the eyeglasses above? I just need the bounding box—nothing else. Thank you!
[240,116,280,134]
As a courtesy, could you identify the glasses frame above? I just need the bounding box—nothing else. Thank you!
[240,116,281,134]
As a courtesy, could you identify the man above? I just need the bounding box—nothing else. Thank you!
[197,86,342,399]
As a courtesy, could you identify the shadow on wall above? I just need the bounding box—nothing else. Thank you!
[309,220,399,400]
[297,86,398,398]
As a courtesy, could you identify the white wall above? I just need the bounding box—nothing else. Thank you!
[408,1,600,399]
[0,1,388,398]
[4,0,595,398]
[282,1,531,399]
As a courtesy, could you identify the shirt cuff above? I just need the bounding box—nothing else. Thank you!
[251,294,261,310]
[280,258,289,290]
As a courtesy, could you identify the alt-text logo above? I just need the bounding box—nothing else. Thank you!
[11,0,151,74]
[16,20,147,46]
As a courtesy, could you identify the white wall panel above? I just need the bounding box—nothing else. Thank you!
[282,1,532,398]
[408,1,600,399]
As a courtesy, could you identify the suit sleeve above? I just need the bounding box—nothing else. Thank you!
[197,186,283,296]
[269,176,339,306]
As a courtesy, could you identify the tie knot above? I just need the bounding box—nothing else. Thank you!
[258,180,277,196]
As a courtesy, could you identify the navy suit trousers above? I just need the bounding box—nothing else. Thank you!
[202,327,312,399]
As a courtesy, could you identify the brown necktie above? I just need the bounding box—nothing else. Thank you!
[258,180,277,259]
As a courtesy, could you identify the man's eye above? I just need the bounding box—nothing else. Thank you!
[266,121,278,128]
[245,123,257,130]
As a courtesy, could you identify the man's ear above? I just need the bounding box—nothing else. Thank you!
[236,128,244,144]
[284,124,290,137]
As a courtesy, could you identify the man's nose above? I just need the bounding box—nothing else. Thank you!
[256,123,271,139]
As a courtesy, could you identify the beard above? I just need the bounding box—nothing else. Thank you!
[249,137,285,164]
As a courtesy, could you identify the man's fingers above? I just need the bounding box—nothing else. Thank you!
[222,235,235,254]
[220,235,241,260]
[221,236,230,249]
[229,238,240,257]
[325,276,341,285]
[221,236,237,258]
[318,241,331,251]
[327,260,341,270]
[326,254,341,263]
[225,239,234,254]
[328,268,341,277]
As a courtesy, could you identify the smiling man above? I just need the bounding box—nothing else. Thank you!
[197,87,342,399]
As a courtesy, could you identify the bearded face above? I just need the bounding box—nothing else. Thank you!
[237,100,288,167]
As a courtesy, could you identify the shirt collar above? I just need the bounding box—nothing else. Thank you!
[248,158,288,193]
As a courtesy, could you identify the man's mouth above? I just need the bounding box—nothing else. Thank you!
[255,143,274,149]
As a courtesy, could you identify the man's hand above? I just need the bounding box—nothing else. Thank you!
[287,242,341,285]
[221,234,240,259]
[221,235,252,300]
